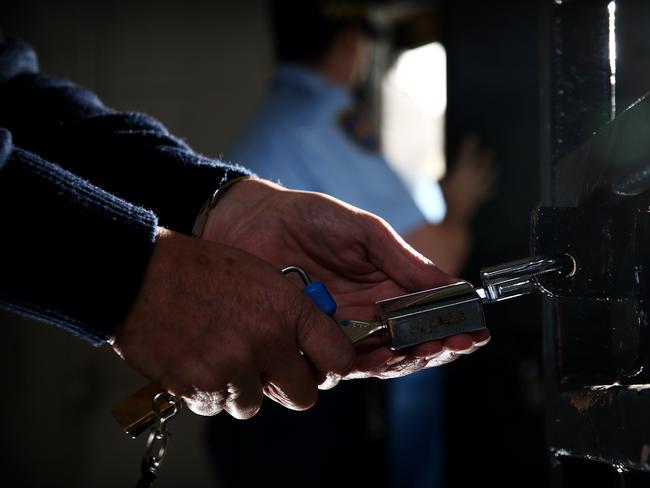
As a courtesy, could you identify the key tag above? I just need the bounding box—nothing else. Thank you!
[281,266,337,317]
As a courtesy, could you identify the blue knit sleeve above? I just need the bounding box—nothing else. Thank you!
[0,37,254,235]
[0,129,158,346]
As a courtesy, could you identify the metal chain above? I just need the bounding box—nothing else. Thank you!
[135,391,182,488]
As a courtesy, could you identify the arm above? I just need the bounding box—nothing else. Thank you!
[0,128,354,419]
[0,129,156,344]
[406,135,498,275]
[0,37,251,235]
[405,219,470,276]
[0,125,489,418]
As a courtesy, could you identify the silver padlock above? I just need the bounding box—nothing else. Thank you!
[339,254,575,349]
[376,281,486,349]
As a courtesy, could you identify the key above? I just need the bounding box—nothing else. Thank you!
[281,265,337,317]
[338,319,386,343]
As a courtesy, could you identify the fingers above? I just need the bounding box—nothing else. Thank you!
[185,341,332,418]
[441,332,475,351]
[183,389,228,417]
[471,328,492,345]
[118,230,363,421]
[181,379,263,419]
[346,328,492,380]
[318,372,343,391]
[352,345,395,374]
[170,351,321,419]
[361,214,453,293]
[453,134,498,189]
[178,273,353,419]
[223,370,264,419]
[295,298,356,379]
[262,353,319,410]
[457,133,480,166]
[166,353,264,419]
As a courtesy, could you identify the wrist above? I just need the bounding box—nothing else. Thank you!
[201,178,285,242]
[192,176,255,237]
[109,225,161,354]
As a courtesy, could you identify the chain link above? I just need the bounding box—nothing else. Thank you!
[136,391,182,488]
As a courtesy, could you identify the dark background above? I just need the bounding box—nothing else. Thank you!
[1,1,273,486]
[444,1,548,486]
[4,0,635,486]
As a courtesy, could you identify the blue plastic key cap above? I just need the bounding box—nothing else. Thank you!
[303,281,337,317]
[281,266,337,317]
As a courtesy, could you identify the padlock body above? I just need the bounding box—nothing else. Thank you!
[376,281,486,350]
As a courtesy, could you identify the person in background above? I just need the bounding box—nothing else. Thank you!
[210,2,497,488]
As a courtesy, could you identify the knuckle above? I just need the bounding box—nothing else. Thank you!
[184,389,227,416]
[362,212,391,238]
[288,293,319,344]
[228,400,263,419]
[332,343,356,376]
[226,382,264,420]
[318,372,342,391]
[291,385,318,411]
[284,288,311,324]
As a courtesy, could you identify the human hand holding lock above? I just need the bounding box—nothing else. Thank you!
[113,252,573,440]
[112,179,495,437]
[114,181,579,440]
[109,178,506,488]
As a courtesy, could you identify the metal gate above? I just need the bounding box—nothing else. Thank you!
[539,0,650,485]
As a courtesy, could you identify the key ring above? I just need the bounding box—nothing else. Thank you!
[137,391,181,487]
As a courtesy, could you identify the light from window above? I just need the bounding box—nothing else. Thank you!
[382,42,447,222]
[608,1,616,117]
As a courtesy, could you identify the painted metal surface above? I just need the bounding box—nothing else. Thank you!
[539,3,650,479]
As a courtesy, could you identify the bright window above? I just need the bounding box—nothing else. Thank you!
[381,42,447,221]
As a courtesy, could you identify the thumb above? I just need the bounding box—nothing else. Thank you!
[295,298,355,378]
[363,215,455,292]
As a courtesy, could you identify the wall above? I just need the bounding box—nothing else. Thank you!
[3,0,272,158]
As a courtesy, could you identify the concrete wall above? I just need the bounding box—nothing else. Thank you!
[4,0,272,158]
[1,1,272,486]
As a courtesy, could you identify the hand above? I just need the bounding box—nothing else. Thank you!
[111,228,355,419]
[441,134,498,223]
[203,179,491,383]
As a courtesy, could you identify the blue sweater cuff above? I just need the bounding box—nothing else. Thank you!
[0,130,158,345]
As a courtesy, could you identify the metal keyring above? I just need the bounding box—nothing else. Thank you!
[141,392,182,478]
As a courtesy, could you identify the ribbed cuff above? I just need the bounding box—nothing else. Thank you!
[0,143,158,346]
[7,112,255,236]
[169,160,253,235]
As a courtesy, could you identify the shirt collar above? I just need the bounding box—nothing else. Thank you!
[272,64,353,115]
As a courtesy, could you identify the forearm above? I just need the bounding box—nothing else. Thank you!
[13,110,253,234]
[0,37,253,235]
[0,129,157,345]
[405,220,470,275]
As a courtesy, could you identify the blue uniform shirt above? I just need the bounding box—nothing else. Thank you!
[229,64,445,236]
